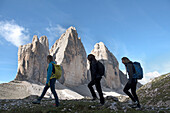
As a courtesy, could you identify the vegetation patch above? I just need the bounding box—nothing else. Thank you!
[137,73,170,107]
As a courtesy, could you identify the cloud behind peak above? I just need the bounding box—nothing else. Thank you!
[0,20,30,47]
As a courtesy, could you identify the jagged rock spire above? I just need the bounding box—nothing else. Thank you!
[50,26,88,86]
[15,35,49,84]
[90,42,121,89]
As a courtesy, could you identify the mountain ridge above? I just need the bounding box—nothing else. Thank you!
[137,73,170,107]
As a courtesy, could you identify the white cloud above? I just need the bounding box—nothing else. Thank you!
[0,81,8,84]
[0,20,30,47]
[46,24,66,39]
[139,71,160,85]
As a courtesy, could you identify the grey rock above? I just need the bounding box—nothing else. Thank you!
[109,102,117,110]
[15,35,49,84]
[89,42,121,89]
[119,70,128,86]
[106,96,119,102]
[50,26,88,86]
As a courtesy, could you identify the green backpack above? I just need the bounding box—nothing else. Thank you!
[51,63,62,79]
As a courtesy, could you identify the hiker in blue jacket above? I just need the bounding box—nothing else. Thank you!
[32,55,59,107]
[122,57,141,108]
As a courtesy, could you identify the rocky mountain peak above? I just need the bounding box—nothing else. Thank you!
[50,26,87,86]
[95,42,105,47]
[15,36,49,84]
[32,35,39,42]
[39,36,49,47]
[90,42,121,89]
[92,42,108,60]
[15,27,124,89]
[67,26,76,31]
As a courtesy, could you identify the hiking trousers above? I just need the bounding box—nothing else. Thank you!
[38,78,59,106]
[123,78,140,103]
[88,77,105,104]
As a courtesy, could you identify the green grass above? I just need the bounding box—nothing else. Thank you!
[1,100,168,113]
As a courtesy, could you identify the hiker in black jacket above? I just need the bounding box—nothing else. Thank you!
[87,54,105,105]
[122,57,141,108]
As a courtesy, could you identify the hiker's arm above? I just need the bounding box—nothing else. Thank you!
[91,62,97,80]
[127,64,134,84]
[46,63,53,84]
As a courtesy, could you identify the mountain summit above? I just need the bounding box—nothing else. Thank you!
[15,35,49,84]
[50,26,88,86]
[89,42,121,89]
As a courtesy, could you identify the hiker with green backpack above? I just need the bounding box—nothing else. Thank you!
[32,55,62,107]
[122,57,143,108]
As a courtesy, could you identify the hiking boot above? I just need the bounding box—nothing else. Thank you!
[96,103,104,107]
[131,104,141,108]
[129,101,138,106]
[131,102,141,108]
[32,100,41,104]
[133,101,138,105]
[92,97,98,101]
[137,104,141,108]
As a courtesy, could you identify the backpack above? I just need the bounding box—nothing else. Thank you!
[97,61,105,76]
[133,62,143,79]
[51,63,62,79]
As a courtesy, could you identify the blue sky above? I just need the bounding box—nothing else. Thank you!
[0,0,170,84]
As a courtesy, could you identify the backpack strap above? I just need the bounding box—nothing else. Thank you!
[126,62,136,75]
[51,63,55,74]
[132,62,136,74]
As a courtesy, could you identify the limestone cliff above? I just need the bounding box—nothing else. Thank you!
[15,36,49,84]
[50,26,87,86]
[89,42,121,89]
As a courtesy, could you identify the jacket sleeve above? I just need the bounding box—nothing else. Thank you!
[46,63,53,84]
[90,61,97,80]
[127,63,134,83]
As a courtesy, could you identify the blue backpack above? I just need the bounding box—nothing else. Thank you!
[133,62,143,79]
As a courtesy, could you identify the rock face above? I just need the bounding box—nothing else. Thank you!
[89,42,121,89]
[119,70,128,87]
[14,26,129,90]
[50,26,87,86]
[15,36,49,84]
[0,80,84,100]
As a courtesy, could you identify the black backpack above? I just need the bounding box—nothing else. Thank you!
[97,61,105,76]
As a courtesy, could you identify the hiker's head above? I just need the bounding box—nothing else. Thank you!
[121,57,130,64]
[47,55,53,63]
[87,54,96,62]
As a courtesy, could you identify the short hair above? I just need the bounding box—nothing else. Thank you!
[88,54,95,60]
[47,55,53,62]
[121,57,130,61]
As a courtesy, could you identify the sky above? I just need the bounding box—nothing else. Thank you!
[0,0,170,85]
